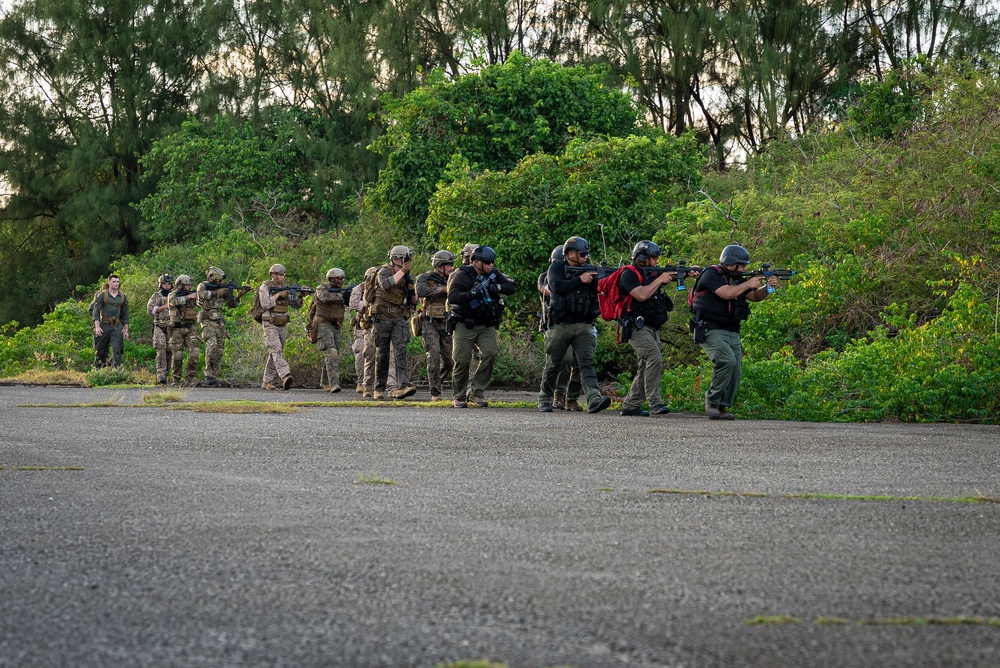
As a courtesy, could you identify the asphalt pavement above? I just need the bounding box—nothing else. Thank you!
[1,385,998,667]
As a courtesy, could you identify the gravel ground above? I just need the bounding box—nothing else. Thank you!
[2,385,999,667]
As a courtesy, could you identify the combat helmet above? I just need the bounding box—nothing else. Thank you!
[326,268,346,279]
[206,266,226,283]
[632,241,661,262]
[268,264,286,275]
[719,244,750,265]
[175,274,193,286]
[389,245,411,260]
[471,246,497,263]
[549,245,565,263]
[432,250,456,267]
[562,237,590,255]
[158,273,174,285]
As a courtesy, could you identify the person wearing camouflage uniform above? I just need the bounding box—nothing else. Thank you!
[372,246,417,400]
[91,274,130,368]
[310,268,351,393]
[196,266,247,387]
[146,273,174,384]
[257,263,302,390]
[348,279,367,393]
[167,275,201,385]
[415,250,456,400]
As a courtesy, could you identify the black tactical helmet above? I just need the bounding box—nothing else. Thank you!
[471,246,497,263]
[549,245,565,263]
[632,240,661,261]
[719,244,750,265]
[562,236,590,255]
[158,273,174,285]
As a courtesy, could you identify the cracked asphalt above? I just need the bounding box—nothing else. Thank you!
[2,385,999,667]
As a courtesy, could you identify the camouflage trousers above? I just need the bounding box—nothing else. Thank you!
[351,327,365,384]
[315,321,343,387]
[152,324,172,381]
[420,317,453,396]
[261,322,290,384]
[362,328,396,391]
[169,324,200,382]
[374,316,410,391]
[200,319,227,380]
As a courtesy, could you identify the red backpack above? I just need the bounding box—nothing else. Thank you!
[597,265,643,321]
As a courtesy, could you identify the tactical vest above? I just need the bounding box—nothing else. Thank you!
[420,272,449,319]
[264,280,290,315]
[98,291,126,322]
[690,266,750,327]
[314,284,347,322]
[196,282,228,322]
[373,265,411,317]
[168,290,198,325]
[149,292,170,326]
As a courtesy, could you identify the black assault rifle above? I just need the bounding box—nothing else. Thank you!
[564,262,617,280]
[640,261,701,290]
[468,272,497,309]
[741,264,796,294]
[269,284,315,300]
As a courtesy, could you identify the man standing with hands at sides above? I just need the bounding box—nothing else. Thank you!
[257,263,302,390]
[146,273,173,384]
[91,274,130,368]
[537,237,612,414]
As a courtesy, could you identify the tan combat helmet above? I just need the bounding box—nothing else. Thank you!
[175,274,193,287]
[460,243,478,265]
[388,245,410,260]
[268,264,286,275]
[431,250,456,267]
[326,268,346,279]
[206,266,226,283]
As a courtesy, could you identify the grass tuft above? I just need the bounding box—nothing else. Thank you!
[355,471,397,486]
[746,615,800,625]
[165,400,300,414]
[9,466,85,471]
[141,389,186,405]
[650,488,1000,504]
[0,369,89,386]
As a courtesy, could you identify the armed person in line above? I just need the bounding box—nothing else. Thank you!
[196,266,249,387]
[167,275,201,386]
[308,268,351,393]
[90,274,130,368]
[617,241,697,417]
[415,250,456,400]
[537,237,612,414]
[146,273,173,384]
[447,245,517,408]
[256,263,303,390]
[538,245,583,411]
[690,244,778,420]
[372,246,418,400]
[348,273,368,393]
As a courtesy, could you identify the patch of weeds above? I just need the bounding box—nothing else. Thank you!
[141,389,187,405]
[0,369,89,386]
[650,488,1000,504]
[355,471,397,486]
[746,615,801,625]
[861,616,1000,626]
[166,401,299,414]
[86,365,136,387]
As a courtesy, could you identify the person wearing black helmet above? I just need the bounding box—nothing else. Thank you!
[537,237,612,414]
[690,244,778,419]
[617,240,692,417]
[146,273,174,384]
[446,245,517,408]
[537,245,582,410]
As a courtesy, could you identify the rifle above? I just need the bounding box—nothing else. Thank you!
[469,272,497,309]
[172,288,197,298]
[269,284,315,300]
[204,281,252,295]
[640,261,701,291]
[565,262,617,280]
[741,264,797,294]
